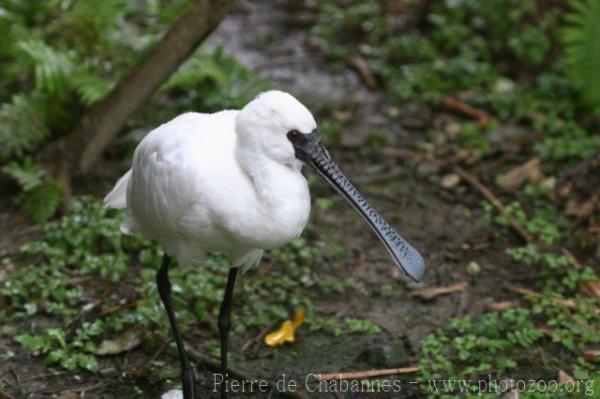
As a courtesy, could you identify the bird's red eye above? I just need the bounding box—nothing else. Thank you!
[287,129,302,140]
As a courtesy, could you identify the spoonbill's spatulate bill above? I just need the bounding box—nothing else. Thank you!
[104,90,425,399]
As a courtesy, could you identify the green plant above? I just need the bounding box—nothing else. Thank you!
[420,310,537,374]
[0,2,265,223]
[310,0,556,102]
[310,0,600,172]
[1,158,62,223]
[562,0,600,108]
[17,326,101,372]
[344,317,382,334]
[161,47,269,113]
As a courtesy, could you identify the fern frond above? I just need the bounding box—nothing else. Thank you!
[1,157,46,191]
[0,94,50,160]
[68,0,129,31]
[20,180,62,224]
[18,39,73,96]
[161,48,268,111]
[562,0,600,107]
[162,51,229,92]
[71,70,114,105]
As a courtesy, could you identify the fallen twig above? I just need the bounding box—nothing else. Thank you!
[98,300,139,317]
[506,286,576,308]
[506,286,591,313]
[241,322,277,358]
[317,366,420,381]
[130,338,172,376]
[488,300,519,311]
[345,56,378,90]
[496,157,542,192]
[442,97,491,126]
[455,167,533,243]
[411,282,468,300]
[583,349,600,364]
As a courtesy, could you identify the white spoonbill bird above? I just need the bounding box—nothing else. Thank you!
[104,90,425,399]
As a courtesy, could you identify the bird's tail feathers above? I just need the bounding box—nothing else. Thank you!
[104,170,131,209]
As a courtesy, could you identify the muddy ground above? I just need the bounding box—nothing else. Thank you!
[1,2,525,398]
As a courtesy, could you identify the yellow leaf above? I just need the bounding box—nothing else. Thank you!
[264,308,305,347]
[291,308,305,328]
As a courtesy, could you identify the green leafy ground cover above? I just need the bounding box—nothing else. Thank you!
[308,0,600,397]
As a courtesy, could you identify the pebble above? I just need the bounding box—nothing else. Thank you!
[441,173,460,189]
[466,261,481,276]
[445,121,461,139]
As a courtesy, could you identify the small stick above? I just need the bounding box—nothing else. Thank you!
[506,286,577,309]
[317,366,420,381]
[489,300,519,311]
[442,97,491,125]
[241,322,277,357]
[411,282,468,300]
[455,167,533,243]
[130,338,172,376]
[98,300,138,317]
[345,56,378,90]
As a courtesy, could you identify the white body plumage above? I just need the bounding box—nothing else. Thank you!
[104,91,316,269]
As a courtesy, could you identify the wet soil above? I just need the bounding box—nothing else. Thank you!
[0,2,520,398]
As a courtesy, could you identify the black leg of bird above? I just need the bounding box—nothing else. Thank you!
[156,254,197,399]
[217,267,238,399]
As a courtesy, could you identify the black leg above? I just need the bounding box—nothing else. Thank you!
[217,267,238,399]
[157,254,196,399]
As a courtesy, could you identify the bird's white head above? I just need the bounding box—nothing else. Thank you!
[235,90,317,166]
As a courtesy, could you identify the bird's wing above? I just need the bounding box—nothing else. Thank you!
[126,112,241,247]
